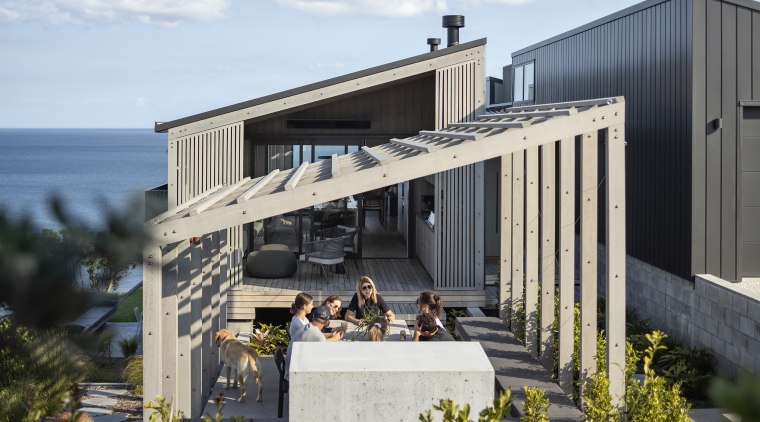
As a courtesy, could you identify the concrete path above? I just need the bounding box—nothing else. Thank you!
[78,387,132,421]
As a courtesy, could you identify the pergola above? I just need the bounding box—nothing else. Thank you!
[143,96,627,419]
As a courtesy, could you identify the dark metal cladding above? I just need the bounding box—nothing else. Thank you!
[427,38,441,52]
[442,15,465,47]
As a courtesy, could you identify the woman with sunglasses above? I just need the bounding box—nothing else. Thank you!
[345,276,395,325]
[309,295,346,338]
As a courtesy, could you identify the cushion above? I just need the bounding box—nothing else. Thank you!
[245,250,298,278]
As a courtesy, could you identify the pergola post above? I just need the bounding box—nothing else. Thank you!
[201,235,214,399]
[580,131,599,395]
[511,152,525,335]
[189,240,204,416]
[219,230,229,327]
[176,242,193,414]
[160,243,179,414]
[499,154,513,322]
[210,232,222,378]
[525,147,540,356]
[142,244,163,421]
[606,123,627,407]
[539,142,556,371]
[558,136,575,395]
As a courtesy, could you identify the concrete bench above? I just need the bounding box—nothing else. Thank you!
[455,317,583,421]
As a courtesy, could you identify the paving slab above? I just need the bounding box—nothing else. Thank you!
[91,412,130,422]
[82,396,118,407]
[79,407,113,416]
[456,317,583,422]
[83,389,128,397]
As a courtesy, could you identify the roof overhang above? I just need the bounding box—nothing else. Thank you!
[148,97,625,246]
[156,38,487,137]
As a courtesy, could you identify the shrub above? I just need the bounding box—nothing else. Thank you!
[521,386,549,422]
[418,389,512,422]
[118,335,139,357]
[145,395,183,422]
[248,322,288,356]
[710,371,760,421]
[123,355,143,395]
[446,309,467,337]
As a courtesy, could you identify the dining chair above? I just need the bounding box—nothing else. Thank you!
[273,348,289,418]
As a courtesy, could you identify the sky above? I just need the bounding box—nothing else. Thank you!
[0,0,644,129]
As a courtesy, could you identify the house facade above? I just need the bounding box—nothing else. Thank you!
[498,0,760,375]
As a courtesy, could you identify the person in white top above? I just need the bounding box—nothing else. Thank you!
[285,305,343,379]
[288,292,313,342]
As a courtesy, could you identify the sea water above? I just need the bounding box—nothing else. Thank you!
[0,128,166,230]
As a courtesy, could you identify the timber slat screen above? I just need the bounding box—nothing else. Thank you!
[145,97,627,418]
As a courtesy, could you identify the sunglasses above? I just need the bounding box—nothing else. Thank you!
[361,285,373,291]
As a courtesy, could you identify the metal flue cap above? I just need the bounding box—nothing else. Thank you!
[442,15,465,47]
[427,38,441,52]
[442,15,465,28]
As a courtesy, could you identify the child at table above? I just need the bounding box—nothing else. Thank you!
[414,313,455,342]
[367,316,389,342]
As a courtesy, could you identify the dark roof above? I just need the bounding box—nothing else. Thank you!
[155,38,487,133]
[512,0,760,57]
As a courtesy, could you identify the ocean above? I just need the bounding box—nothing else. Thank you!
[0,128,167,230]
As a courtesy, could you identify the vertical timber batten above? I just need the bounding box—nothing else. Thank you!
[525,147,540,356]
[160,243,179,414]
[499,154,513,321]
[142,245,163,420]
[511,152,525,334]
[606,124,627,407]
[539,142,556,371]
[558,137,575,395]
[580,131,599,393]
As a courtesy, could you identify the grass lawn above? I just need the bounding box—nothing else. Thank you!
[109,287,142,322]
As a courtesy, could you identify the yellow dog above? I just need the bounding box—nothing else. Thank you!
[214,328,265,403]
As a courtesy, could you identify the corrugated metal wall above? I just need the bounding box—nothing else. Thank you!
[692,0,760,281]
[169,122,246,285]
[512,0,693,279]
[434,60,485,290]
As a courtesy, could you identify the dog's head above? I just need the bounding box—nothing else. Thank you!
[214,328,235,346]
[252,329,270,345]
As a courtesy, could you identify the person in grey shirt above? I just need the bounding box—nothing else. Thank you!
[285,305,343,378]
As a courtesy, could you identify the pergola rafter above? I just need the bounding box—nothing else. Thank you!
[144,97,628,417]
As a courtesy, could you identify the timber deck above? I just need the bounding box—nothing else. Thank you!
[228,258,487,318]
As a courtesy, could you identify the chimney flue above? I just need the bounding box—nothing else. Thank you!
[442,15,465,47]
[427,38,441,52]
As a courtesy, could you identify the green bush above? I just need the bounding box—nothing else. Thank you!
[446,309,467,337]
[123,355,143,395]
[521,386,549,422]
[118,335,139,357]
[418,389,512,422]
[248,322,288,356]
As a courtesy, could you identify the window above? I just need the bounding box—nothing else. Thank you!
[513,61,535,104]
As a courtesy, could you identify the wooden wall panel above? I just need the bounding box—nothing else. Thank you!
[433,59,485,290]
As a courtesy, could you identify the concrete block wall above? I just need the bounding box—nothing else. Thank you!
[595,243,760,377]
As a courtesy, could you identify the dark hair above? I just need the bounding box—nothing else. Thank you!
[418,291,443,317]
[321,295,342,306]
[417,313,438,333]
[290,292,313,315]
[368,316,389,342]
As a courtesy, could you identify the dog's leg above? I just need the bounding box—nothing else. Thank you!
[238,372,246,403]
[255,370,263,402]
[232,368,239,389]
[225,364,231,389]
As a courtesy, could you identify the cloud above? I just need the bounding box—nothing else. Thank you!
[0,0,230,26]
[272,0,532,17]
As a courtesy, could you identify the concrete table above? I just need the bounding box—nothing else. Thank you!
[289,341,494,421]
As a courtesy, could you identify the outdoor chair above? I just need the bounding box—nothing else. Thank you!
[302,236,345,278]
[274,348,289,418]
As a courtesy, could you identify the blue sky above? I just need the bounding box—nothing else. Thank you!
[0,0,642,128]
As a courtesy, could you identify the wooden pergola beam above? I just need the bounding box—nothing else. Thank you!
[149,184,223,224]
[478,109,577,119]
[390,138,436,153]
[419,130,483,141]
[331,154,341,177]
[190,177,250,215]
[285,162,309,191]
[236,170,280,203]
[361,146,390,166]
[449,121,528,129]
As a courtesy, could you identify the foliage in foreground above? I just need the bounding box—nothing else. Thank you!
[0,318,92,422]
[710,371,760,422]
[419,389,512,422]
[521,386,549,422]
[145,395,183,422]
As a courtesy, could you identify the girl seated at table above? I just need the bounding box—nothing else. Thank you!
[289,292,313,341]
[367,316,389,342]
[345,276,395,325]
[412,291,446,341]
[414,313,455,341]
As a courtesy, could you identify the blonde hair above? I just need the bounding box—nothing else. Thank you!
[355,276,378,308]
[367,316,388,342]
